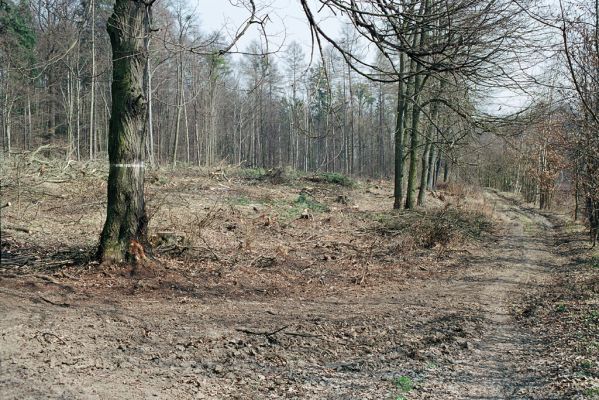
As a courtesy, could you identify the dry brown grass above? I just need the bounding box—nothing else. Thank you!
[0,156,496,297]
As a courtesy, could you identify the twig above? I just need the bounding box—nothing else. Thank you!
[34,331,67,345]
[236,325,289,337]
[28,144,52,159]
[3,225,32,234]
[44,179,70,184]
[45,201,104,212]
[44,260,75,268]
[59,271,80,280]
[199,236,221,261]
[0,254,37,264]
[33,274,61,284]
[38,295,70,307]
[283,331,322,338]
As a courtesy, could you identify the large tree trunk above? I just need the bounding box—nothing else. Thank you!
[404,103,419,208]
[404,73,424,209]
[98,0,149,263]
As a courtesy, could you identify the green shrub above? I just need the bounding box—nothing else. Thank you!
[238,167,268,180]
[394,375,414,392]
[294,193,329,212]
[321,172,355,187]
[306,172,356,187]
[228,196,252,206]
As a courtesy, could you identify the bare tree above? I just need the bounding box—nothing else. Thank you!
[299,0,532,208]
[557,0,599,244]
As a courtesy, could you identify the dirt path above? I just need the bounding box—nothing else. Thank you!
[0,191,563,399]
[413,191,559,399]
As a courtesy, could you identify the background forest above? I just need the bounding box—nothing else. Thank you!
[0,0,598,240]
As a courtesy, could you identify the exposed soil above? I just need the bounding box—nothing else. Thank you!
[411,192,565,399]
[0,165,597,399]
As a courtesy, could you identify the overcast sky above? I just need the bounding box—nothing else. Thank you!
[194,0,342,55]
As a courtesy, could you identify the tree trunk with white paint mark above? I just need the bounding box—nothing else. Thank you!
[98,0,149,263]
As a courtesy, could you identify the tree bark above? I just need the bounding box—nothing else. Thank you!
[404,0,430,209]
[144,4,155,167]
[98,0,149,263]
[27,94,32,150]
[172,49,183,166]
[404,79,422,209]
[417,125,432,206]
[574,165,579,221]
[443,159,450,182]
[393,54,406,209]
[427,141,435,189]
[89,0,96,160]
[418,88,440,206]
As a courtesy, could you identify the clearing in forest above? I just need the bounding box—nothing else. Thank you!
[1,165,597,399]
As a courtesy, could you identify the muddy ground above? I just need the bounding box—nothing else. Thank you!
[0,162,597,399]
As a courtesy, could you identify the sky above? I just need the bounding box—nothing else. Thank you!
[194,0,341,56]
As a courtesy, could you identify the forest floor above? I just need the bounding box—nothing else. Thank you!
[0,159,598,399]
